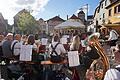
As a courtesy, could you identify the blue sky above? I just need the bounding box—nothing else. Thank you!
[38,0,100,20]
[0,0,99,24]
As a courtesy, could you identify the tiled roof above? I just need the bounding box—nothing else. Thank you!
[39,18,44,21]
[47,16,65,21]
[78,11,85,14]
[106,0,120,9]
[69,14,80,19]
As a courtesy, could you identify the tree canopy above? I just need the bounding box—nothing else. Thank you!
[16,10,39,34]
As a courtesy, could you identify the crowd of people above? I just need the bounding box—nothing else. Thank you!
[0,27,120,80]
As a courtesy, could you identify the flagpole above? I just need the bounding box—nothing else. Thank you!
[86,4,88,20]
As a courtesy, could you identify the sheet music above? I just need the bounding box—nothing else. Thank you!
[62,35,69,38]
[41,38,48,45]
[20,45,33,61]
[60,38,67,44]
[68,51,80,67]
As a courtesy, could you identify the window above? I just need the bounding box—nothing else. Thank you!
[109,9,112,16]
[114,6,117,13]
[97,9,99,13]
[114,5,120,14]
[96,20,98,25]
[103,13,105,18]
[101,3,103,8]
[105,0,107,6]
[118,4,120,12]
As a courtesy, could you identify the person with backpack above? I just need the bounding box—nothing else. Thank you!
[48,35,67,80]
[49,34,66,63]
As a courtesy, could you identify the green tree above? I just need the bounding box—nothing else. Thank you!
[16,10,39,34]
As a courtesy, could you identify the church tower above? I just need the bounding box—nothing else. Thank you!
[78,10,85,22]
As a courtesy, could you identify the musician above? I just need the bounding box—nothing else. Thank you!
[26,34,39,53]
[21,35,27,45]
[24,34,41,80]
[114,43,120,64]
[0,35,4,61]
[1,33,13,80]
[72,32,100,80]
[69,35,83,80]
[11,34,22,59]
[107,28,119,47]
[48,34,66,72]
[104,43,120,80]
[70,35,82,54]
[49,34,66,63]
[2,33,13,61]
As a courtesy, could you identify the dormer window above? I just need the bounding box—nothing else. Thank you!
[109,9,112,16]
[101,3,103,8]
[105,0,107,6]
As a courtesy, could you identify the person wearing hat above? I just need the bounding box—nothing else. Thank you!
[1,33,13,80]
[104,43,120,80]
[2,33,13,61]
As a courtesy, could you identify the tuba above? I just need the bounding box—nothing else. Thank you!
[87,32,110,80]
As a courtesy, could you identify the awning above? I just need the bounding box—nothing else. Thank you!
[55,20,85,29]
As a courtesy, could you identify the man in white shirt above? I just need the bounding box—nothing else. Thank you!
[48,35,66,72]
[108,28,119,47]
[11,34,22,57]
[49,35,66,56]
[104,65,120,80]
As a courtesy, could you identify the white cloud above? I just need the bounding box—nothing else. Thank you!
[0,0,49,25]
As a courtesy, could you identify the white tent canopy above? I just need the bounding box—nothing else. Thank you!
[55,20,85,29]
